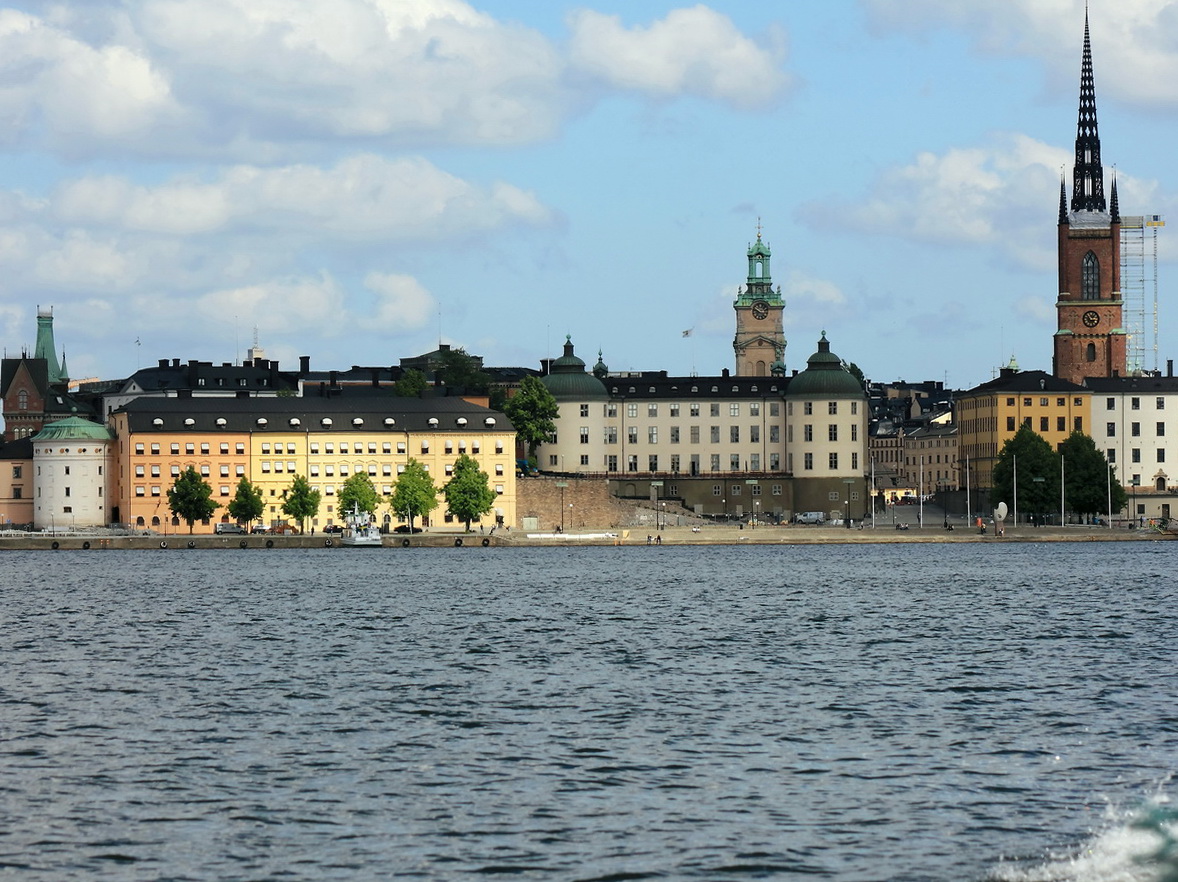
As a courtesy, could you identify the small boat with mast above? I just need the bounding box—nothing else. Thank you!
[341,503,383,547]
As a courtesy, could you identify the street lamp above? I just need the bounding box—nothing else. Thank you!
[1033,476,1045,528]
[1132,477,1140,527]
[660,501,666,532]
[843,479,855,529]
[721,498,726,524]
[753,500,759,529]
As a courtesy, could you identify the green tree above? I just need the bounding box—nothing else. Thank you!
[390,458,438,531]
[437,347,492,394]
[338,472,381,517]
[443,454,497,531]
[503,375,559,464]
[227,477,264,524]
[1059,431,1127,520]
[992,425,1060,524]
[394,368,428,398]
[844,361,867,390]
[167,466,219,533]
[281,474,321,533]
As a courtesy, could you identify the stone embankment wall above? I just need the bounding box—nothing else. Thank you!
[516,475,652,531]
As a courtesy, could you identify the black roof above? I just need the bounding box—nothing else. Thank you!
[1083,375,1178,393]
[113,395,513,435]
[964,370,1087,396]
[601,374,790,400]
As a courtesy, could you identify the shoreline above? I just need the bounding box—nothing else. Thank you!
[2,523,1170,550]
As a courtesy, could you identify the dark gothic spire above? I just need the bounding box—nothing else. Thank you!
[1110,174,1120,223]
[1071,9,1105,212]
[1058,177,1068,224]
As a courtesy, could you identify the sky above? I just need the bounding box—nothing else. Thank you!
[1,0,1176,392]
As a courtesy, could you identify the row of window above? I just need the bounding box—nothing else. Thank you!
[135,480,508,498]
[132,439,502,456]
[1107,397,1166,411]
[1005,397,1085,407]
[1106,422,1165,438]
[589,401,785,419]
[1107,449,1167,464]
[1007,416,1085,432]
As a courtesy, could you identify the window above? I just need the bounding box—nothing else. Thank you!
[803,425,813,442]
[220,442,229,454]
[730,426,740,444]
[1107,398,1116,410]
[627,403,638,419]
[769,425,779,443]
[1040,398,1049,407]
[648,426,658,444]
[828,424,838,442]
[710,403,720,417]
[1107,423,1116,437]
[135,443,145,455]
[606,455,618,471]
[580,455,589,466]
[749,426,759,443]
[1007,416,1016,431]
[1131,398,1141,410]
[670,426,680,444]
[771,484,782,496]
[1132,449,1141,463]
[1158,449,1166,463]
[185,443,195,455]
[648,455,658,471]
[627,455,638,472]
[829,452,838,469]
[1132,422,1141,437]
[729,403,740,417]
[606,403,617,418]
[339,443,349,454]
[1057,398,1065,407]
[648,404,658,418]
[730,454,740,471]
[670,404,680,417]
[1040,417,1049,432]
[580,404,589,418]
[710,426,720,443]
[749,403,759,417]
[690,426,700,444]
[750,454,760,471]
[689,403,700,417]
[580,427,590,444]
[1057,417,1066,432]
[1108,449,1116,463]
[170,443,180,454]
[262,443,271,454]
[710,454,720,471]
[135,465,145,477]
[712,484,722,496]
[1158,422,1166,437]
[1074,417,1083,432]
[1023,398,1032,407]
[803,452,813,470]
[200,443,209,455]
[1086,343,1097,362]
[670,455,680,472]
[1158,398,1165,410]
[220,465,230,477]
[1082,251,1100,299]
[851,452,859,470]
[828,401,838,415]
[850,424,858,442]
[628,427,639,444]
[236,443,245,454]
[770,402,780,417]
[604,427,618,444]
[804,402,813,415]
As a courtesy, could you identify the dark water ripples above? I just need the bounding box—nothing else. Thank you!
[2,543,1177,880]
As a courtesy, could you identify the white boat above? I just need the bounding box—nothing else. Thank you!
[341,503,383,547]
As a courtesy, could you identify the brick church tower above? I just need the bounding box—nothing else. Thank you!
[733,226,786,376]
[1053,11,1126,385]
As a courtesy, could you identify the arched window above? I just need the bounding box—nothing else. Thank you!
[17,389,27,411]
[1157,477,1167,492]
[1082,252,1100,300]
[1086,343,1097,362]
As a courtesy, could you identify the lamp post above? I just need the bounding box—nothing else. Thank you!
[1132,477,1140,527]
[569,502,574,530]
[1033,476,1045,528]
[843,478,855,529]
[753,500,759,529]
[721,498,726,524]
[660,501,666,532]
[555,481,568,532]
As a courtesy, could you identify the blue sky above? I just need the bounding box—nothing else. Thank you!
[1,0,1175,391]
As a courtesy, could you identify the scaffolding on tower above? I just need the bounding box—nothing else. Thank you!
[1120,215,1165,374]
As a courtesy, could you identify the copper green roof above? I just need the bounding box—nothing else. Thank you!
[786,333,864,398]
[542,337,608,401]
[32,415,114,441]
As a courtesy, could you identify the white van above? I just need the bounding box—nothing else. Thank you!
[795,511,826,525]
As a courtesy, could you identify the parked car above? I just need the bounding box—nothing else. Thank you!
[250,525,269,534]
[393,525,424,534]
[794,511,826,525]
[215,522,246,534]
[322,524,344,534]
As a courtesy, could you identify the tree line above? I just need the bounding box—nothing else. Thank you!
[166,454,500,534]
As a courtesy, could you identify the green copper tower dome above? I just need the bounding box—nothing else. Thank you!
[541,337,608,401]
[786,332,863,397]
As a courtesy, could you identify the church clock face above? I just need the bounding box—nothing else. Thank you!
[751,300,769,320]
[1083,310,1100,328]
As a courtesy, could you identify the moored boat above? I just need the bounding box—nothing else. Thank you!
[341,503,383,547]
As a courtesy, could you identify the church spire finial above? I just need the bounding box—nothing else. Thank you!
[1071,6,1106,212]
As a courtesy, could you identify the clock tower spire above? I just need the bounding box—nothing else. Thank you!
[1053,8,1125,384]
[733,223,786,376]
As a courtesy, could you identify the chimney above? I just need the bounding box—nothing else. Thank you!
[722,368,730,378]
[371,369,380,388]
[1168,359,1173,378]
[172,358,181,368]
[158,358,168,369]
[300,355,310,374]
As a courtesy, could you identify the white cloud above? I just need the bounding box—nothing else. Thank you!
[365,272,435,330]
[567,5,788,107]
[861,0,1178,110]
[801,133,1075,271]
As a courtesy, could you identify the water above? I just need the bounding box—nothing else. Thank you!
[2,543,1176,881]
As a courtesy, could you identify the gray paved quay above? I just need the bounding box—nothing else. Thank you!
[1,522,1169,550]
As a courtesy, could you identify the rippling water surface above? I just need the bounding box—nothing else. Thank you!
[2,543,1177,881]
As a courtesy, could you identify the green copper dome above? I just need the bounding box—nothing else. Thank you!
[32,414,114,441]
[542,337,608,401]
[787,333,863,398]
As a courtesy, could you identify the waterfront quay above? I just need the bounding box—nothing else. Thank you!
[2,522,1167,550]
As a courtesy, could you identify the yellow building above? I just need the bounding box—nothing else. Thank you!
[956,367,1091,490]
[109,395,516,532]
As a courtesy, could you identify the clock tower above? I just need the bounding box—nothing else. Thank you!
[1054,11,1126,385]
[733,226,786,376]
